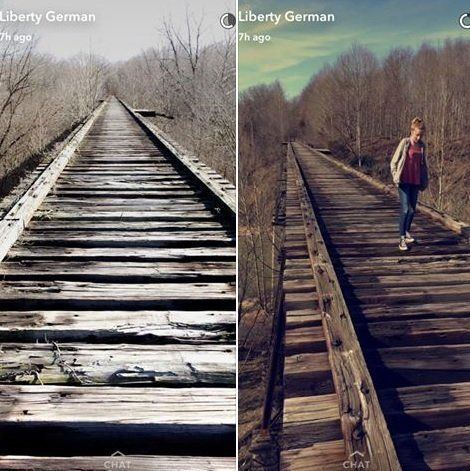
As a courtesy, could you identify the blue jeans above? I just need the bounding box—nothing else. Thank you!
[398,183,419,236]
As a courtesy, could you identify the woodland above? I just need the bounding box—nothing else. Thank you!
[0,17,235,198]
[238,38,470,468]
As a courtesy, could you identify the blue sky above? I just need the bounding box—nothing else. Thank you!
[239,0,470,96]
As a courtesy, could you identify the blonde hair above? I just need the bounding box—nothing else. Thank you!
[411,117,425,131]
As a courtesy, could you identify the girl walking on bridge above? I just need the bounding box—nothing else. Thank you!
[390,117,429,251]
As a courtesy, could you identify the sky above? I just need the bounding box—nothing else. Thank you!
[0,0,235,61]
[239,0,470,97]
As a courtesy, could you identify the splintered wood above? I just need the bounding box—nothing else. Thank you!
[0,98,235,470]
[279,142,470,470]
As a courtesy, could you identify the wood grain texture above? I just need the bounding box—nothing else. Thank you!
[0,385,235,425]
[281,142,470,470]
[0,343,235,385]
[0,98,235,463]
[0,310,234,343]
[280,160,343,469]
[120,99,236,215]
[289,145,401,470]
[0,455,236,471]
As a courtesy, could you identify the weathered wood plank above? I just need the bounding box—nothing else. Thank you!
[330,244,470,258]
[379,382,470,432]
[280,440,346,471]
[51,191,202,200]
[368,344,470,372]
[394,426,470,470]
[0,455,235,471]
[337,253,470,267]
[0,280,235,309]
[284,292,319,311]
[56,175,186,183]
[28,220,225,231]
[0,385,235,425]
[350,283,470,304]
[289,144,401,469]
[33,210,217,221]
[6,246,235,262]
[0,343,235,385]
[357,301,470,321]
[0,310,234,343]
[0,385,235,456]
[283,352,335,397]
[40,204,210,213]
[44,197,208,206]
[282,394,342,450]
[20,231,234,248]
[0,260,235,282]
[285,326,326,354]
[355,317,470,347]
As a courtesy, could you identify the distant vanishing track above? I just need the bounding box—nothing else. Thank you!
[0,97,236,470]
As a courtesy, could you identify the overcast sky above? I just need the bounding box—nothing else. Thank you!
[0,0,235,61]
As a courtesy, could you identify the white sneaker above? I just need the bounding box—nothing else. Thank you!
[405,231,415,244]
[399,238,409,251]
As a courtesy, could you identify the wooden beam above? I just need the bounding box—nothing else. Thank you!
[0,385,235,457]
[134,109,174,119]
[134,109,157,117]
[288,144,402,470]
[0,280,234,302]
[281,440,346,471]
[0,343,235,386]
[379,382,470,432]
[0,455,235,471]
[119,99,236,216]
[394,426,470,470]
[0,101,107,263]
[6,246,235,261]
[0,310,234,343]
[0,384,235,425]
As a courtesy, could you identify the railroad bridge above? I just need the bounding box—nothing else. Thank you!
[0,97,236,470]
[270,142,469,470]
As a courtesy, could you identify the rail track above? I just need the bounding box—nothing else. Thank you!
[0,97,236,470]
[277,142,469,470]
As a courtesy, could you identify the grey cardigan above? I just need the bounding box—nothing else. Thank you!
[390,137,429,191]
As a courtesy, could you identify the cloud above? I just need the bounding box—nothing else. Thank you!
[239,0,470,96]
[239,28,357,87]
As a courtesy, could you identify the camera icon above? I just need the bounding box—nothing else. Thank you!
[459,13,470,29]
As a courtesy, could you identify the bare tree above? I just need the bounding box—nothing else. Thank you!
[294,40,470,220]
[111,13,236,182]
[0,36,37,158]
[238,82,290,315]
[0,34,109,191]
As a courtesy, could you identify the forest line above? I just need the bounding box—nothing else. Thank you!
[0,17,235,196]
[238,37,470,470]
[240,38,470,311]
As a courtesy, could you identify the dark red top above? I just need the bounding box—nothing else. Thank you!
[401,141,422,185]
